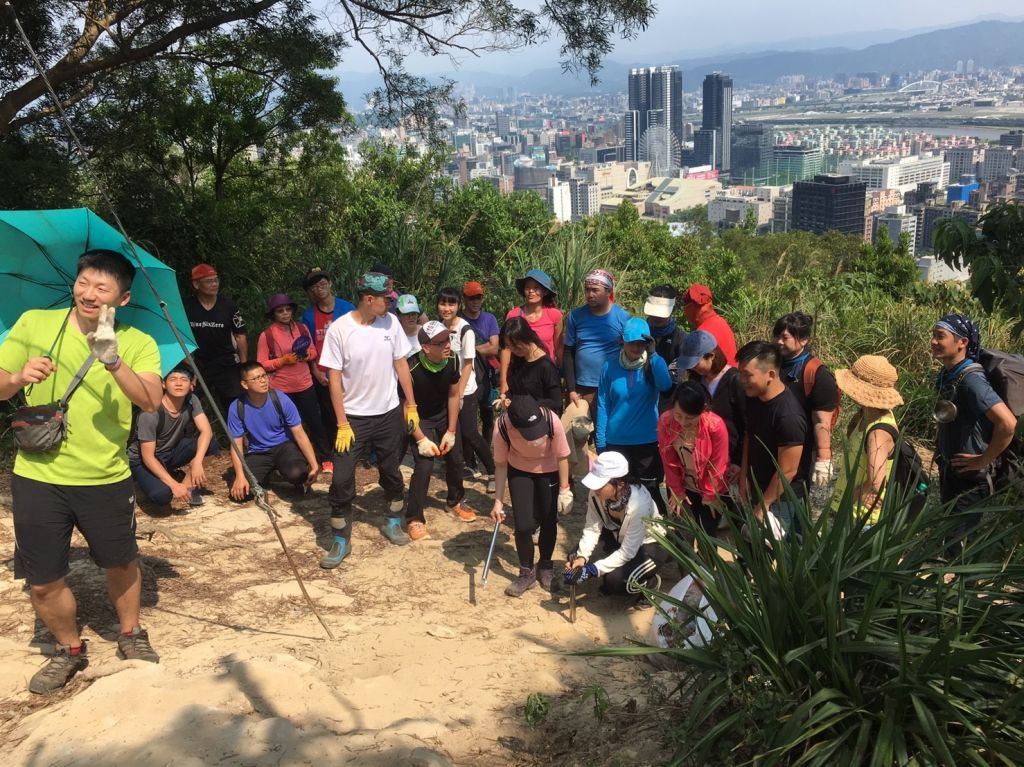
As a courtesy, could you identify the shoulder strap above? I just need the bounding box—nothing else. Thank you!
[58,353,97,408]
[802,357,822,399]
[236,398,247,437]
[499,415,511,447]
[866,421,899,460]
[269,389,287,428]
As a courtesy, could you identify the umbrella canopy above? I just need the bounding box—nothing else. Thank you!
[0,208,196,376]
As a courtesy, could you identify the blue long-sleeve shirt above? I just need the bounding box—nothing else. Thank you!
[596,353,673,448]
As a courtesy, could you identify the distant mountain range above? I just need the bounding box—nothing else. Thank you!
[334,19,1024,106]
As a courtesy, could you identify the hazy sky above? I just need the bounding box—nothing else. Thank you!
[325,0,1024,76]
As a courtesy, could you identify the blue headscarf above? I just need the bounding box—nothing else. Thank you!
[935,313,981,361]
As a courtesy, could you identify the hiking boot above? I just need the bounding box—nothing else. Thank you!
[321,460,334,473]
[451,501,477,522]
[504,566,537,597]
[408,521,429,541]
[536,562,556,591]
[320,539,348,569]
[189,488,205,507]
[117,627,160,663]
[29,643,88,695]
[381,518,411,546]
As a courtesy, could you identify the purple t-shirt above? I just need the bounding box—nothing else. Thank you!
[460,311,499,345]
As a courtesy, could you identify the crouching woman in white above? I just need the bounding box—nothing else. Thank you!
[564,451,669,604]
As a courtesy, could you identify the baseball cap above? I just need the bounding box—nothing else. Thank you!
[191,264,217,281]
[463,281,485,298]
[418,320,450,345]
[164,364,195,381]
[302,267,331,289]
[582,451,630,490]
[683,284,713,306]
[507,395,549,441]
[356,272,389,295]
[622,317,652,343]
[397,294,422,315]
[676,329,718,371]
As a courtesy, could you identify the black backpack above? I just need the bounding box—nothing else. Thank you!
[961,350,1024,473]
[497,411,554,447]
[235,390,287,439]
[868,422,930,520]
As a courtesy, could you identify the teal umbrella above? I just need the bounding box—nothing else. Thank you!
[0,208,196,376]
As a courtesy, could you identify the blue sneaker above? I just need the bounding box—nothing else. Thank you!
[380,517,411,546]
[319,539,349,569]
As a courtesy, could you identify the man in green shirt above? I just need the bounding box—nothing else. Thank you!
[0,249,163,694]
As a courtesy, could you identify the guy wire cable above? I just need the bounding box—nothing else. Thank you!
[2,0,335,640]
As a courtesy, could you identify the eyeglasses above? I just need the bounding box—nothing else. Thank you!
[464,295,484,300]
[245,373,269,383]
[197,277,219,285]
[165,374,192,384]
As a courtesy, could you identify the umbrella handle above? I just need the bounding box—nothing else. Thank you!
[481,519,502,585]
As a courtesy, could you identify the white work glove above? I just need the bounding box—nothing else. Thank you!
[812,459,834,486]
[416,437,440,457]
[557,486,574,514]
[766,511,786,540]
[439,431,456,455]
[87,305,119,365]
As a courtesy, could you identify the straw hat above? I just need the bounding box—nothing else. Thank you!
[835,355,904,410]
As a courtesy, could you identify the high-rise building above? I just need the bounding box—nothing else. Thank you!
[772,192,792,234]
[873,205,918,257]
[693,128,717,168]
[770,145,823,185]
[999,130,1024,149]
[731,121,772,185]
[839,154,950,194]
[979,146,1015,180]
[791,174,867,236]
[495,112,512,137]
[569,178,601,221]
[702,72,733,173]
[624,66,683,167]
[945,146,982,180]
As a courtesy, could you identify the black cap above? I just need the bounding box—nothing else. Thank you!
[369,261,393,277]
[507,395,548,441]
[302,267,331,289]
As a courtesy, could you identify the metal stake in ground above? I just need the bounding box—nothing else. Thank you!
[481,519,502,586]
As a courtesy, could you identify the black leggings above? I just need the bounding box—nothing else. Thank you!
[507,465,559,569]
[460,393,495,474]
[685,490,721,536]
[598,528,669,595]
[286,385,330,462]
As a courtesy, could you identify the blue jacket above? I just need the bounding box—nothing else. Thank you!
[596,353,673,448]
[301,297,355,350]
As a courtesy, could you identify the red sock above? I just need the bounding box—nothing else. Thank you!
[122,627,137,636]
[69,645,82,655]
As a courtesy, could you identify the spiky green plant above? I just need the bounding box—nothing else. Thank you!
[589,471,1024,766]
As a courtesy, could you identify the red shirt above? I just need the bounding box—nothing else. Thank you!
[698,311,738,366]
[257,322,317,394]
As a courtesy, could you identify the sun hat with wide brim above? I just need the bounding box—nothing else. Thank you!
[835,355,904,410]
[265,293,298,318]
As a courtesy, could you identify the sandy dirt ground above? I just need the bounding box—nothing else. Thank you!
[0,455,674,766]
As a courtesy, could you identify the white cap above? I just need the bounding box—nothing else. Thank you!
[643,295,676,318]
[581,451,630,490]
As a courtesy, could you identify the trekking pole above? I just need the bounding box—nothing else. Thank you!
[570,582,577,624]
[481,519,502,585]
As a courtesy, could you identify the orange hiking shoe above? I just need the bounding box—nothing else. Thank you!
[452,502,477,522]
[408,521,429,541]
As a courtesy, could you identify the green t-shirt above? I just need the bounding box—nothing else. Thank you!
[831,411,897,525]
[0,308,162,485]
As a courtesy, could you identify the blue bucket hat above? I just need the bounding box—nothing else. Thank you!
[622,317,652,343]
[356,272,390,295]
[515,268,555,297]
[676,330,718,371]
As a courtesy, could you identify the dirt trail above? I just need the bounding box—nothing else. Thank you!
[0,457,668,766]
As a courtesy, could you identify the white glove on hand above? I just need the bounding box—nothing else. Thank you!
[557,487,574,514]
[812,459,834,486]
[416,437,440,457]
[439,431,456,455]
[87,305,119,364]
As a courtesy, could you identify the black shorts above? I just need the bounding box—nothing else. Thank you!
[11,475,139,586]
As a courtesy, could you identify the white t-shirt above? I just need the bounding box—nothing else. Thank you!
[449,317,477,398]
[406,332,421,357]
[320,311,412,416]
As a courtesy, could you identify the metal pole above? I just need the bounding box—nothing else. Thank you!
[570,582,577,623]
[481,519,502,585]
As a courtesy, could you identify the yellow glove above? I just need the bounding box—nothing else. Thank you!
[335,422,355,454]
[405,405,420,434]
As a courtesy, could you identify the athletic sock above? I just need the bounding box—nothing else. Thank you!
[69,645,83,655]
